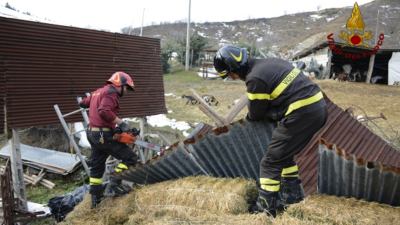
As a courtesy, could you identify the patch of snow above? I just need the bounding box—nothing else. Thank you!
[146,114,191,136]
[310,14,324,19]
[310,14,323,19]
[74,122,91,148]
[256,37,263,42]
[266,30,273,35]
[168,110,173,113]
[219,38,230,44]
[292,21,297,24]
[164,93,176,97]
[216,30,223,37]
[380,5,390,8]
[305,27,311,30]
[221,22,230,28]
[249,27,256,30]
[198,31,207,37]
[326,16,338,22]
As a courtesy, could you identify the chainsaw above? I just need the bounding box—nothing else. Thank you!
[113,127,166,156]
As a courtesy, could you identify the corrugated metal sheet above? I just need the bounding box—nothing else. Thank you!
[296,97,400,195]
[0,17,166,131]
[119,120,275,184]
[318,144,400,206]
[0,141,84,175]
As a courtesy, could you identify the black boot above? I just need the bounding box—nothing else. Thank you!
[90,185,104,209]
[280,178,304,207]
[254,189,278,217]
[104,177,132,197]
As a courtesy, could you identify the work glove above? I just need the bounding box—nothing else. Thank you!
[113,132,136,144]
[118,121,130,133]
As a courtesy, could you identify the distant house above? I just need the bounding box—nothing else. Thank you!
[292,41,400,85]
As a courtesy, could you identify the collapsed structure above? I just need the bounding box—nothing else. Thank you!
[118,97,400,206]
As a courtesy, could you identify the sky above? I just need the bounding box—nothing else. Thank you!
[0,0,375,32]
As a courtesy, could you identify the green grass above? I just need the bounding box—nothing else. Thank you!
[26,175,86,204]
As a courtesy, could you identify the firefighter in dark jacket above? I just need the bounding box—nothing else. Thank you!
[79,71,138,208]
[214,45,327,217]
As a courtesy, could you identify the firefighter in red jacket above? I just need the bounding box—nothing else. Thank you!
[214,46,327,217]
[79,71,138,208]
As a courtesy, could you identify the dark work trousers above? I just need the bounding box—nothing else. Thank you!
[86,130,137,181]
[260,105,327,182]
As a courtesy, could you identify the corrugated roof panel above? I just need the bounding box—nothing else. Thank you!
[119,120,274,184]
[0,17,166,131]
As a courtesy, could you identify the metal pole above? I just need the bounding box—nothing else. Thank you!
[54,104,90,176]
[140,8,145,36]
[10,129,27,210]
[77,97,89,127]
[185,0,191,71]
[138,117,146,163]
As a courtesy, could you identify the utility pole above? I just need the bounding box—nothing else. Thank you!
[185,0,191,71]
[140,8,145,36]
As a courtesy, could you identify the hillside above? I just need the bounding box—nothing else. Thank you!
[135,0,400,58]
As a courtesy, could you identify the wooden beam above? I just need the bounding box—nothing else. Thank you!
[10,129,27,210]
[224,94,248,124]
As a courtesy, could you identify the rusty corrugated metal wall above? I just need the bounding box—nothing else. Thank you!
[0,17,166,132]
[296,97,400,195]
[318,144,400,206]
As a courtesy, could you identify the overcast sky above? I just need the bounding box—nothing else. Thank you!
[1,0,375,32]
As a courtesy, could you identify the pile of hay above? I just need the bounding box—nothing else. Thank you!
[61,176,270,225]
[276,194,400,225]
[61,176,400,225]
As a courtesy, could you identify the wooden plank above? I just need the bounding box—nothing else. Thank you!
[198,105,224,127]
[10,129,27,210]
[224,94,248,124]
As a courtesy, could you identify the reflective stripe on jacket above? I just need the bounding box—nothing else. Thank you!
[245,58,325,121]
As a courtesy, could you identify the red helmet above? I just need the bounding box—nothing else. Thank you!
[107,71,135,91]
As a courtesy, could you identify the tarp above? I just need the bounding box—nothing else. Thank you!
[0,141,84,175]
[388,52,400,86]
